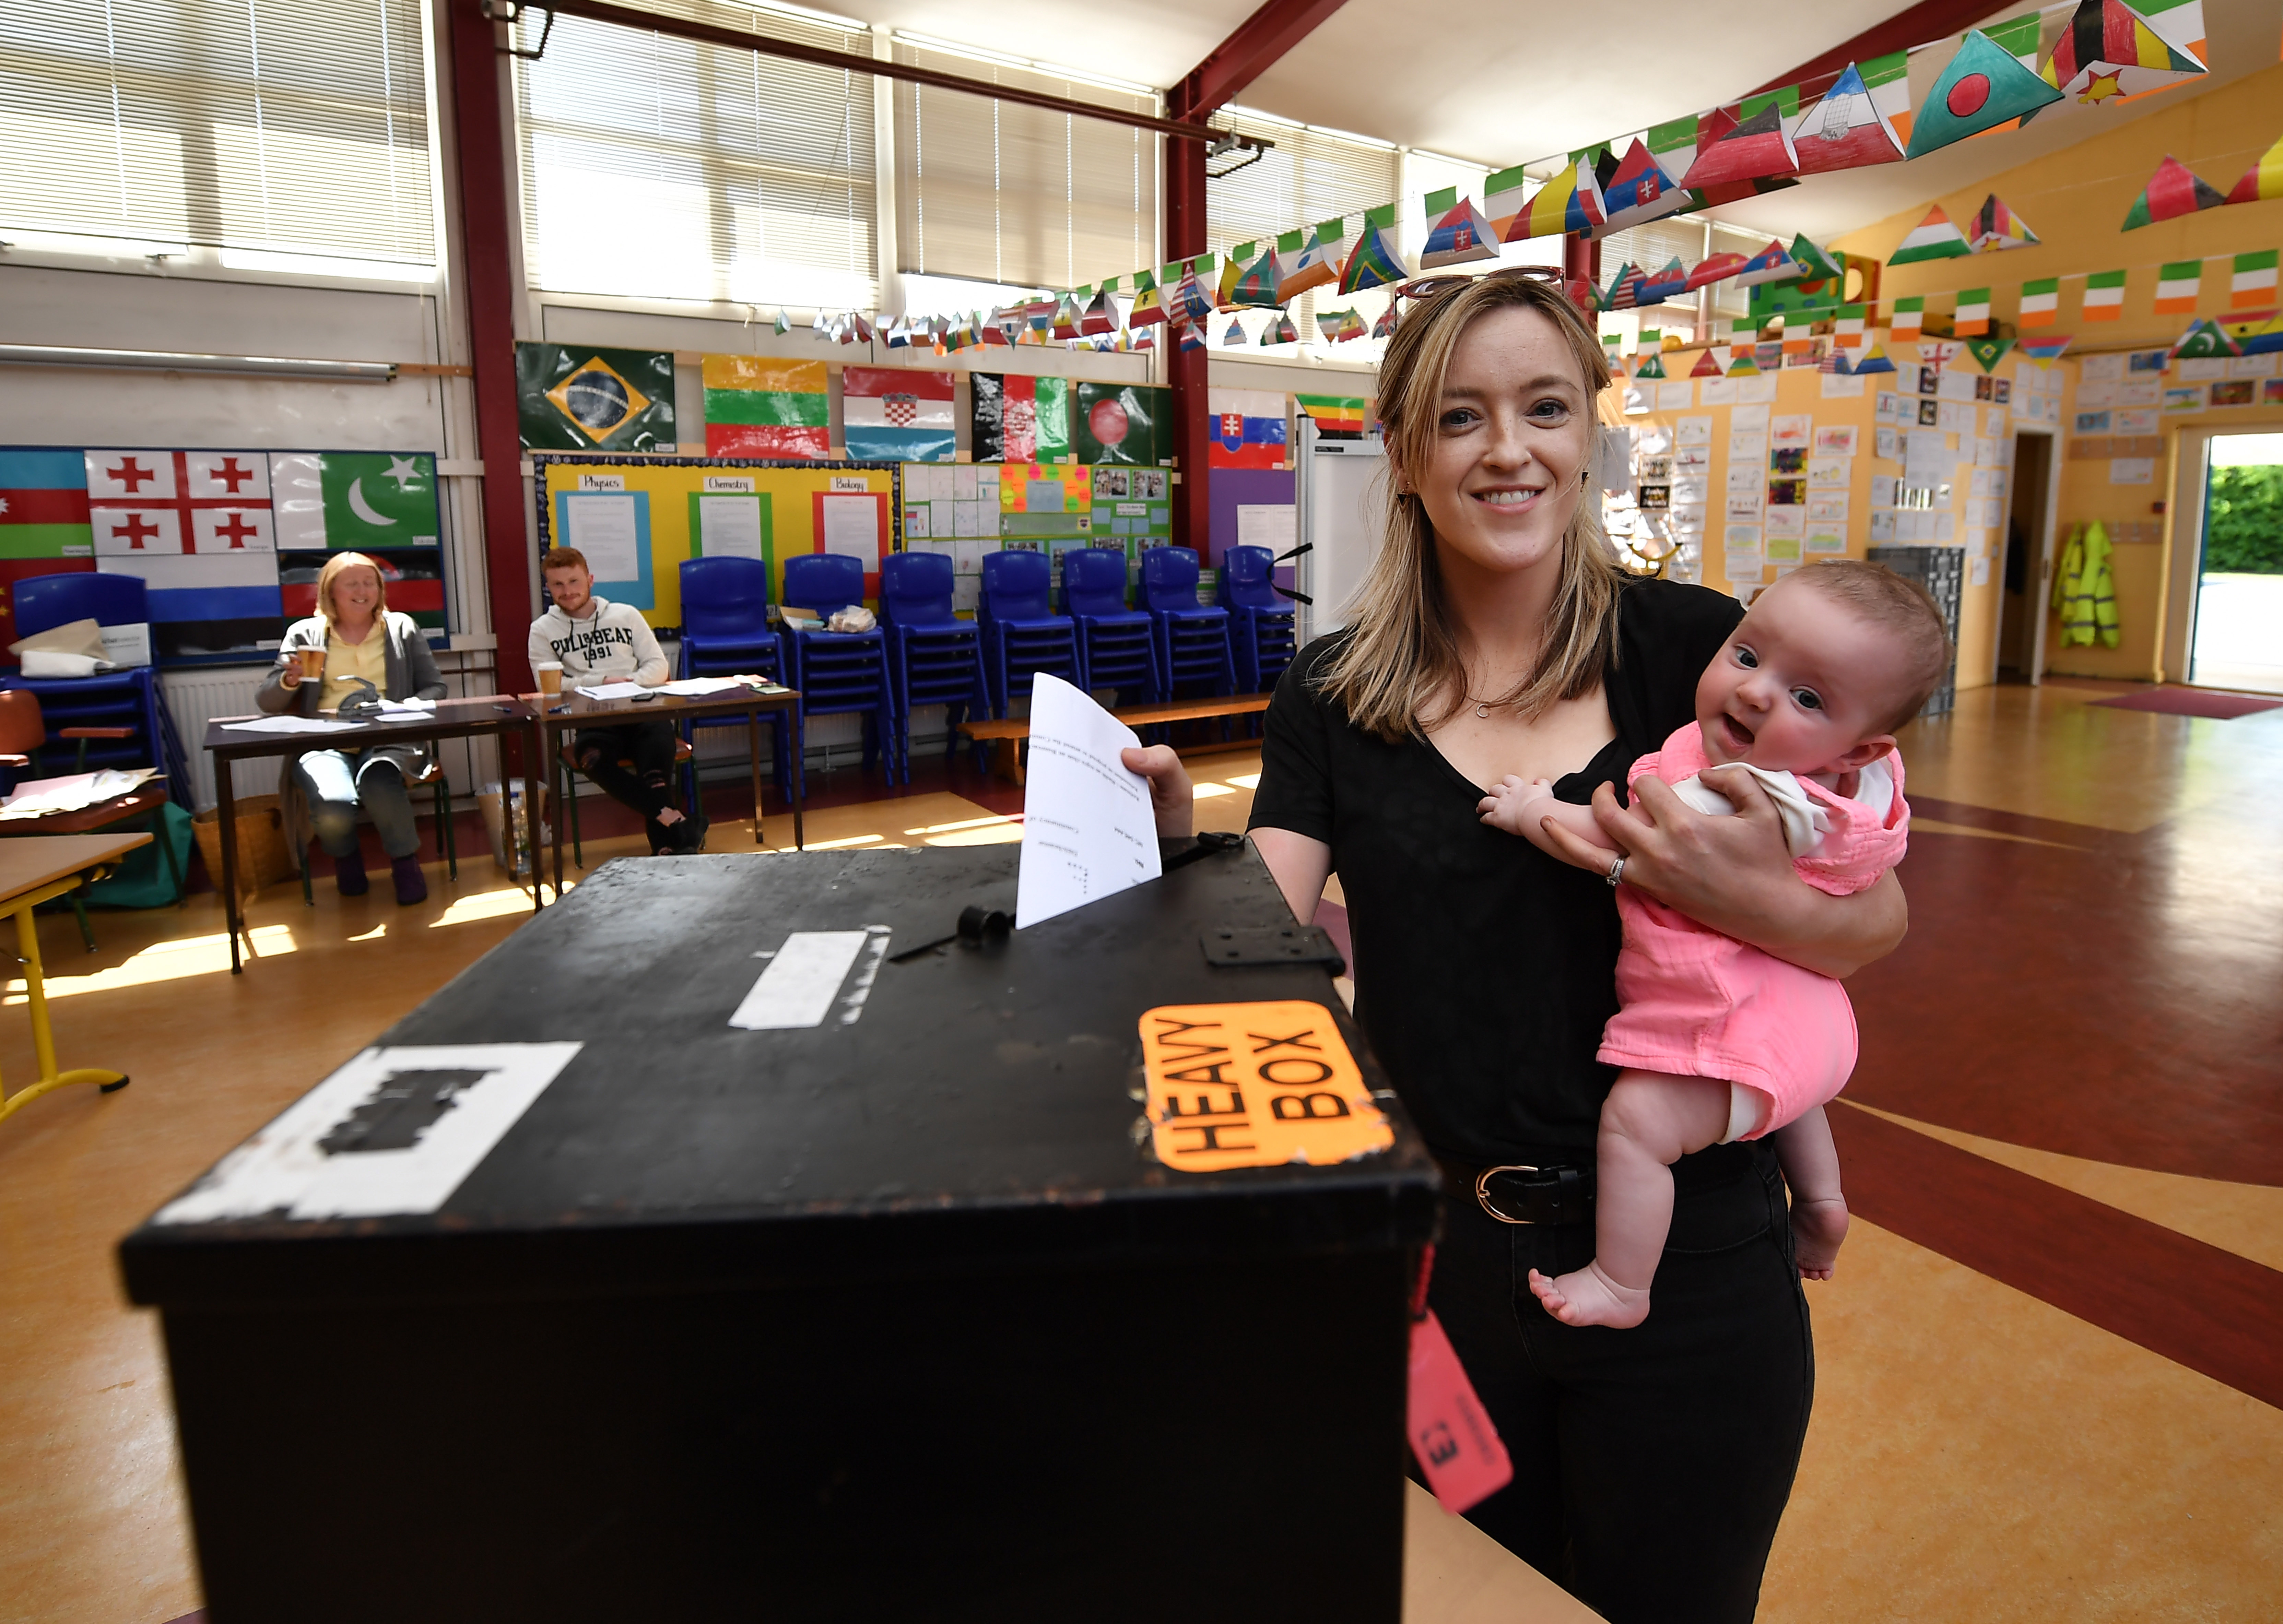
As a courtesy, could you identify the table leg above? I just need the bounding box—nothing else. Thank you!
[0,895,126,1127]
[749,708,764,847]
[219,757,242,973]
[527,720,549,910]
[549,717,567,902]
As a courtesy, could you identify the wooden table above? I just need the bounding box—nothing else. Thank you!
[530,683,803,900]
[203,696,545,974]
[0,832,150,1128]
[961,694,1272,783]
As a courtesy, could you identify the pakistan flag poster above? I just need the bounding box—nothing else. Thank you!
[517,344,677,451]
[271,451,448,629]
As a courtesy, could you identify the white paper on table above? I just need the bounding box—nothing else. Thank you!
[820,494,882,564]
[565,494,641,582]
[574,681,648,700]
[1014,672,1163,929]
[220,715,360,734]
[659,676,754,696]
[0,768,156,817]
[697,494,766,560]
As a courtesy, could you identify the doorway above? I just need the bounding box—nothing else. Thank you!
[1998,430,2057,680]
[2189,432,2283,693]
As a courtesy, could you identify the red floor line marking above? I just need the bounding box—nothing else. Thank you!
[1830,1103,2283,1410]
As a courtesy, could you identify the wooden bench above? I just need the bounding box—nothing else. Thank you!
[960,695,1270,783]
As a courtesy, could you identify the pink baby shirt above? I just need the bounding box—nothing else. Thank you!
[1595,721,1912,1136]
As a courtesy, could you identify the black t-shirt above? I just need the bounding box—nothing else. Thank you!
[1248,578,1745,1164]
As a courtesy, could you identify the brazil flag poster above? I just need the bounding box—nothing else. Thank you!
[517,344,677,451]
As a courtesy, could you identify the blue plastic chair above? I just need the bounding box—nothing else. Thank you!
[1138,546,1235,700]
[878,553,983,781]
[2,573,191,797]
[1216,544,1298,695]
[780,553,893,785]
[675,556,795,808]
[976,551,1078,724]
[1059,548,1160,704]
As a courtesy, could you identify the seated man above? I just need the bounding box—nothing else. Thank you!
[530,547,705,854]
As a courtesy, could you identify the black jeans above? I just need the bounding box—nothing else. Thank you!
[573,721,686,850]
[1431,1140,1813,1624]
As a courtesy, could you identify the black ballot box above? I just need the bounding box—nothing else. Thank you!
[120,842,1438,1622]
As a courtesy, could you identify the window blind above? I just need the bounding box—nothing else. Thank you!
[1208,111,1400,357]
[515,0,877,309]
[892,43,1155,291]
[0,0,435,266]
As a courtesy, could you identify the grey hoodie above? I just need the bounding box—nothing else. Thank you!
[528,595,669,687]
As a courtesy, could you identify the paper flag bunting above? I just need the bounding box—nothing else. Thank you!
[771,310,791,335]
[1687,252,1749,291]
[1728,322,1762,376]
[1964,336,2014,372]
[1512,159,1605,241]
[1836,304,1867,347]
[1730,240,1799,289]
[1231,249,1284,309]
[1219,317,1248,347]
[2121,154,2226,229]
[1081,289,1115,335]
[1638,258,1692,304]
[1922,338,1963,369]
[1690,346,1723,377]
[2233,314,2283,356]
[1280,222,1348,300]
[1790,60,1908,174]
[2153,260,2201,313]
[1853,343,1897,374]
[1821,344,1852,375]
[1485,167,1533,241]
[1905,30,2064,158]
[2171,318,2239,358]
[1955,289,1992,335]
[2226,132,2283,205]
[1272,313,1301,345]
[2233,250,2280,308]
[1603,263,1646,309]
[1372,304,1399,340]
[1967,194,2040,251]
[1637,352,1668,379]
[2020,277,2061,325]
[1338,219,1407,293]
[1317,310,1344,342]
[2018,336,2074,365]
[1421,196,1500,267]
[2038,0,2207,103]
[1172,266,1214,324]
[1129,275,1165,328]
[1682,103,1798,190]
[1891,296,1925,336]
[1789,235,1846,284]
[1177,319,1207,352]
[1889,205,1973,265]
[1051,298,1082,340]
[1597,140,1687,234]
[2083,268,2128,319]
[1215,250,1249,311]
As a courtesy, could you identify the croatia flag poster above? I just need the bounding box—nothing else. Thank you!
[842,367,956,463]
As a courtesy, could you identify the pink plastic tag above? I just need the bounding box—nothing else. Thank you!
[1407,1307,1514,1514]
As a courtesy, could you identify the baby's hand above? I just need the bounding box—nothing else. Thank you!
[1792,1195,1849,1281]
[1478,774,1560,836]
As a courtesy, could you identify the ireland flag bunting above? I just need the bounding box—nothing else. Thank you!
[2019,278,2060,326]
[2232,250,2279,309]
[1954,288,1992,336]
[2083,268,2128,320]
[2153,260,2202,314]
[1891,296,1925,336]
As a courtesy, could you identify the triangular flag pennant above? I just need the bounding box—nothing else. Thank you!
[1853,342,1897,374]
[2234,314,2283,356]
[1922,339,1963,369]
[1603,263,1647,310]
[1966,335,2015,371]
[1484,166,1533,240]
[1889,205,1973,265]
[1597,140,1689,234]
[1232,248,1284,309]
[1513,158,1606,241]
[1274,312,1301,345]
[2019,335,2074,365]
[1372,304,1398,340]
[1222,317,1250,347]
[1690,346,1723,377]
[1129,274,1166,328]
[1681,102,1798,190]
[1339,216,1407,293]
[2123,154,2228,229]
[1789,235,1845,283]
[1316,308,1346,342]
[1789,60,1908,174]
[1215,250,1248,311]
[1686,252,1749,291]
[2171,318,2240,358]
[1639,258,1692,304]
[1734,239,1802,288]
[1728,319,1762,375]
[1954,288,1993,335]
[1080,289,1115,335]
[1178,319,1208,352]
[2225,133,2283,205]
[1905,29,2064,158]
[1173,265,1215,324]
[1281,220,1349,300]
[1052,297,1082,340]
[1967,194,2041,251]
[1637,352,1668,379]
[1421,196,1500,267]
[2038,0,2207,104]
[773,309,792,335]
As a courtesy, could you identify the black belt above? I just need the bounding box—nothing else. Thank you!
[1435,1155,1597,1226]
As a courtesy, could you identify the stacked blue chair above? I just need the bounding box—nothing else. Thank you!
[675,555,795,811]
[1059,548,1160,704]
[976,550,1078,720]
[780,553,893,785]
[1216,544,1298,695]
[878,552,983,783]
[2,574,191,794]
[1138,546,1235,701]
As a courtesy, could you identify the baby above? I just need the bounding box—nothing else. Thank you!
[1480,561,1952,1329]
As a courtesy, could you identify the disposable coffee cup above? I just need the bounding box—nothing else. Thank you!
[296,647,326,683]
[535,661,564,696]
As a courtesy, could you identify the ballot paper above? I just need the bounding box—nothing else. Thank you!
[220,716,359,734]
[658,676,758,696]
[1015,673,1163,929]
[375,698,437,719]
[573,681,648,700]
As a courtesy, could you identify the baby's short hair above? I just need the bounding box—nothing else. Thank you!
[1783,560,1954,733]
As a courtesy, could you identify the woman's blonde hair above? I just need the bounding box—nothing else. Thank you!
[1317,271,1628,742]
[315,552,389,629]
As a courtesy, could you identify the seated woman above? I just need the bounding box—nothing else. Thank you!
[257,552,449,904]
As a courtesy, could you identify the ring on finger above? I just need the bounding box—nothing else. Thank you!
[1606,855,1626,888]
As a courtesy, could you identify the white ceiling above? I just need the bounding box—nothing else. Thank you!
[852,0,2280,243]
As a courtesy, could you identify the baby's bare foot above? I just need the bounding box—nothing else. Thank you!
[1792,1195,1849,1281]
[1528,1263,1653,1329]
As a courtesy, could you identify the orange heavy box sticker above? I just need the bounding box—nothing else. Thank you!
[1139,1001,1394,1172]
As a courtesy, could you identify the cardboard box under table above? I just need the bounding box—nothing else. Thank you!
[119,841,1436,1621]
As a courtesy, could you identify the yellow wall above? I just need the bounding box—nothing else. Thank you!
[1831,64,2283,680]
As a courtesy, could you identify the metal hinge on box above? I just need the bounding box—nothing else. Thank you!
[1201,925,1345,973]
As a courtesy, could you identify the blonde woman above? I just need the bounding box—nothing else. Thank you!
[257,552,448,903]
[1124,273,1906,1622]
